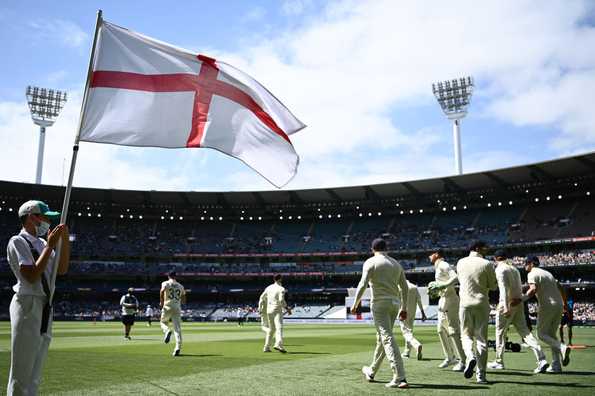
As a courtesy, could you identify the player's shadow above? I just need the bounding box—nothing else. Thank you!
[561,371,595,376]
[177,354,223,358]
[491,380,593,388]
[488,371,533,377]
[128,337,162,341]
[389,383,488,390]
[287,351,331,355]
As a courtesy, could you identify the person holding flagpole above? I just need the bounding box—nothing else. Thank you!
[6,200,70,396]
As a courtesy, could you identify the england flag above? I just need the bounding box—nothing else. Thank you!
[80,20,305,188]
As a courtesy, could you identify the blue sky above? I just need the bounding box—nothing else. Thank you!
[1,0,594,192]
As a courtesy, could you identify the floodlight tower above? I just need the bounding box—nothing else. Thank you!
[432,76,474,175]
[26,86,67,184]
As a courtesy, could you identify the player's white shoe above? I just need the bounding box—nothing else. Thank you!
[452,361,465,372]
[361,366,375,382]
[487,361,504,370]
[546,364,562,373]
[561,344,571,366]
[273,346,287,353]
[416,344,423,360]
[534,360,549,374]
[385,378,408,389]
[476,374,488,384]
[172,348,180,357]
[438,358,456,368]
[401,352,410,358]
[263,347,271,352]
[163,330,172,344]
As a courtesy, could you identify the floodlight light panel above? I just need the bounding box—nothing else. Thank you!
[432,76,474,116]
[26,85,67,124]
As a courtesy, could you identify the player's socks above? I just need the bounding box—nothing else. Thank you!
[164,330,172,344]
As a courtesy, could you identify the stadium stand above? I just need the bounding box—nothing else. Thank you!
[1,153,594,322]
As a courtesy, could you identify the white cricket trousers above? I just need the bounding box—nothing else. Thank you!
[399,315,421,355]
[460,303,490,376]
[264,311,284,349]
[7,294,53,396]
[536,304,564,365]
[494,304,545,364]
[160,306,182,349]
[437,295,465,362]
[369,299,406,381]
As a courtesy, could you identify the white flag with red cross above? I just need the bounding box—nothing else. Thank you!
[80,20,305,188]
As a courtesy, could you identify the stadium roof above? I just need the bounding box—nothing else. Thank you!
[1,152,593,207]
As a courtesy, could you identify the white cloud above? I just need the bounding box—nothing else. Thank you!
[281,0,314,16]
[3,1,595,192]
[213,0,595,188]
[28,19,88,48]
[0,93,192,191]
[241,7,267,23]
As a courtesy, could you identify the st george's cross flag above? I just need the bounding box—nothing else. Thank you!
[79,20,305,188]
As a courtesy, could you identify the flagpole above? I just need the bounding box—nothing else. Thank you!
[50,9,103,304]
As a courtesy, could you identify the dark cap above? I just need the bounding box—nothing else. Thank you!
[431,248,445,257]
[493,249,507,259]
[525,256,540,266]
[469,240,487,252]
[273,273,282,282]
[371,238,387,251]
[168,271,177,278]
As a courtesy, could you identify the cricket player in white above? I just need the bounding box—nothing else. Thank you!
[259,274,292,353]
[456,241,497,384]
[488,250,549,373]
[400,280,426,360]
[6,200,70,396]
[428,249,466,371]
[145,305,154,326]
[160,271,186,356]
[351,238,409,389]
[512,256,571,373]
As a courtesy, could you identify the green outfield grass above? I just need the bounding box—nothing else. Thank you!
[0,321,593,395]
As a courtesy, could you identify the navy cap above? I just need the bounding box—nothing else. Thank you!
[525,256,540,266]
[371,238,387,251]
[493,249,507,259]
[168,271,177,278]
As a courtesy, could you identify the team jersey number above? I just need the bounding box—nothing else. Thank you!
[167,288,182,301]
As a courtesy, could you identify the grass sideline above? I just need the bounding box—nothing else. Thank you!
[0,322,593,395]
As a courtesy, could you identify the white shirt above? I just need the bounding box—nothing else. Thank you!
[434,259,458,298]
[353,253,408,308]
[145,307,154,316]
[120,294,139,315]
[6,229,56,297]
[456,251,497,308]
[161,279,185,310]
[259,282,287,314]
[495,260,522,309]
[527,267,563,308]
